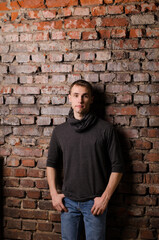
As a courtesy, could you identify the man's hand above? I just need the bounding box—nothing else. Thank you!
[91,196,109,216]
[52,193,68,212]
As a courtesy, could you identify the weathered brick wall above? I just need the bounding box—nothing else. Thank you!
[0,0,159,239]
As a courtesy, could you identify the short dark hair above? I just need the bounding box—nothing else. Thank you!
[69,80,93,96]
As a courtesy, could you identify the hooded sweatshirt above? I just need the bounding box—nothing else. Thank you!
[47,110,124,201]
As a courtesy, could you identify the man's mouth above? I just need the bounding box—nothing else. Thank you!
[76,105,84,108]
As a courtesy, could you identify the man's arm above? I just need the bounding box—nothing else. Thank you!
[47,166,67,212]
[91,172,123,216]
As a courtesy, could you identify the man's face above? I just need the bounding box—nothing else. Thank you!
[69,85,93,119]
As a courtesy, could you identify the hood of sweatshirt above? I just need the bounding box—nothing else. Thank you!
[67,108,97,133]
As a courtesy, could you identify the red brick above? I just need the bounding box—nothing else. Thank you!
[10,1,21,10]
[98,29,111,39]
[27,10,41,19]
[64,18,95,29]
[91,6,106,16]
[14,168,27,177]
[54,223,61,233]
[139,106,159,116]
[106,106,137,116]
[6,198,21,207]
[132,162,148,172]
[5,178,20,187]
[153,142,159,150]
[37,222,53,232]
[125,5,140,14]
[22,159,35,167]
[33,21,62,31]
[52,31,66,40]
[27,190,41,199]
[104,0,113,3]
[46,0,78,7]
[145,153,159,162]
[126,196,156,206]
[106,39,138,50]
[116,0,141,3]
[33,32,49,41]
[146,28,159,37]
[107,5,123,14]
[134,95,149,105]
[0,147,11,156]
[102,17,128,27]
[12,147,42,157]
[27,169,45,178]
[149,117,159,127]
[80,0,103,5]
[0,2,9,11]
[23,220,37,230]
[148,159,159,172]
[12,107,39,115]
[3,167,13,177]
[42,10,56,19]
[21,179,35,188]
[0,86,12,94]
[33,233,60,240]
[4,230,32,240]
[140,229,157,239]
[21,117,35,125]
[111,29,126,38]
[4,207,20,218]
[133,140,151,150]
[144,174,159,184]
[36,179,48,189]
[39,200,53,210]
[23,200,37,209]
[116,94,132,104]
[20,209,48,220]
[7,219,22,230]
[18,0,45,9]
[146,207,159,217]
[141,129,159,138]
[82,31,97,40]
[140,39,159,49]
[13,126,41,136]
[149,186,159,195]
[11,12,19,21]
[4,188,25,198]
[58,7,72,16]
[50,212,61,222]
[67,31,81,39]
[42,191,51,200]
[141,3,157,12]
[130,29,143,38]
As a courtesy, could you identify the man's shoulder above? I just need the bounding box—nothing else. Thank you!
[96,117,113,130]
[54,121,68,130]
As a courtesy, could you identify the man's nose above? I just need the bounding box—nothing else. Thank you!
[78,96,83,103]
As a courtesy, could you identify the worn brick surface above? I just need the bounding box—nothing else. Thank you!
[0,0,158,239]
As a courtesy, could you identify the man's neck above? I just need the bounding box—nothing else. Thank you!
[74,113,85,120]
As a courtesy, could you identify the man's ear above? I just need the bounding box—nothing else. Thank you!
[68,94,71,103]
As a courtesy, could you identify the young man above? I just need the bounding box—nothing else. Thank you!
[47,80,124,240]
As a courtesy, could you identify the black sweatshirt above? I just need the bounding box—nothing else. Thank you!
[47,111,124,201]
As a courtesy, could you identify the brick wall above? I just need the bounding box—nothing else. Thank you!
[0,0,159,239]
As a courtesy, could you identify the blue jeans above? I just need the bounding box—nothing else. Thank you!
[61,197,107,240]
